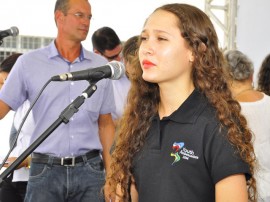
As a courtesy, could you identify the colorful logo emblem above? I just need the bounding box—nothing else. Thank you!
[170,141,199,165]
[171,142,184,165]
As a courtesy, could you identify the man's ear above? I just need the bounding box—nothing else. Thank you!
[55,10,64,24]
[93,49,101,55]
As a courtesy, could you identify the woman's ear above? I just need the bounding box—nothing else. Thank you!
[189,52,195,63]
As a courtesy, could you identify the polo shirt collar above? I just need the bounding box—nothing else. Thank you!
[160,89,208,124]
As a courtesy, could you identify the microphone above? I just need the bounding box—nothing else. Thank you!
[51,61,125,82]
[0,26,19,40]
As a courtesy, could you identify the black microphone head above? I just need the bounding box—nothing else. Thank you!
[10,26,19,37]
[107,61,125,80]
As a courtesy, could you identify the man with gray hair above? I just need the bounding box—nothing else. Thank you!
[0,0,115,201]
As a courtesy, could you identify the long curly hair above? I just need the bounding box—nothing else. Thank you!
[257,54,270,95]
[108,3,256,201]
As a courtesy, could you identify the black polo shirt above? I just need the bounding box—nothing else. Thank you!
[132,89,250,202]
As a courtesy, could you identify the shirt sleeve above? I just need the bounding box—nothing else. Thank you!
[204,123,251,184]
[0,56,28,111]
[99,78,116,115]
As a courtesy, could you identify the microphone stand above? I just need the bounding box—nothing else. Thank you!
[0,81,98,185]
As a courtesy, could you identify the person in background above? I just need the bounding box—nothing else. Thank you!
[111,35,140,127]
[0,53,33,202]
[91,27,131,126]
[0,0,115,201]
[92,26,123,62]
[224,49,270,202]
[122,35,139,80]
[107,3,257,202]
[106,35,140,201]
[257,53,270,96]
[0,62,9,89]
[0,53,25,148]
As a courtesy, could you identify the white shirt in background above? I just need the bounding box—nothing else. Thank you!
[240,93,270,201]
[10,100,34,182]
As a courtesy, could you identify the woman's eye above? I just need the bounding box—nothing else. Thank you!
[158,37,167,41]
[140,36,147,41]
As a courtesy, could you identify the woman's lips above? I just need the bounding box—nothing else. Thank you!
[142,60,156,69]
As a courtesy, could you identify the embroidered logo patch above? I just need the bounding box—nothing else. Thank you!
[171,141,199,165]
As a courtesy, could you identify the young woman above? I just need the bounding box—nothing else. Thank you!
[107,3,256,202]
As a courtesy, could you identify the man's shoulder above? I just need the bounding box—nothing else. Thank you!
[22,44,52,59]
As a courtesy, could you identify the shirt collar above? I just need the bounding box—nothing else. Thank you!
[170,89,208,123]
[48,40,91,62]
[157,89,209,124]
